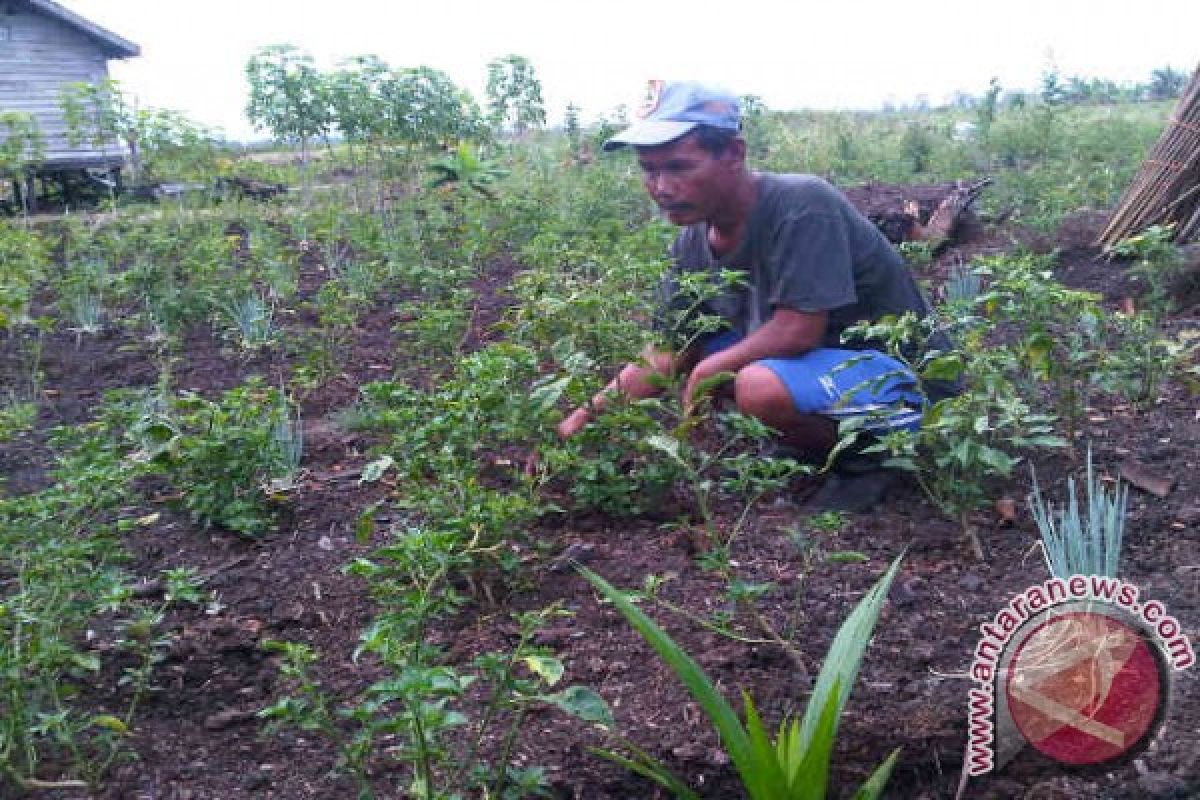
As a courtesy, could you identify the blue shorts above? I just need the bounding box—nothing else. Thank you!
[702,331,924,432]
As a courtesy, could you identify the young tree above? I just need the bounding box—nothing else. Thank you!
[1148,66,1188,101]
[0,112,44,217]
[60,78,144,183]
[564,102,581,154]
[244,45,332,165]
[385,66,485,150]
[137,108,223,181]
[485,55,545,135]
[328,55,392,149]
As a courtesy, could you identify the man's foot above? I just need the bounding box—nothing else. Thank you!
[806,467,897,513]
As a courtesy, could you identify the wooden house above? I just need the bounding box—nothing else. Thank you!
[0,0,138,190]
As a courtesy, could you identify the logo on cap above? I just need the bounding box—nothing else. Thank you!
[638,80,665,120]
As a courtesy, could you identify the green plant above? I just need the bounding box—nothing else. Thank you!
[858,362,1062,559]
[486,55,546,135]
[977,251,1108,454]
[580,556,904,799]
[900,122,935,174]
[1029,447,1127,578]
[427,143,508,199]
[1110,224,1185,316]
[128,380,300,535]
[897,240,934,269]
[0,408,170,790]
[840,310,1063,558]
[943,262,982,306]
[0,112,44,217]
[1100,312,1197,408]
[0,222,50,330]
[218,292,276,350]
[262,580,593,799]
[244,44,332,185]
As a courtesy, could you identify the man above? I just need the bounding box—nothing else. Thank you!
[557,81,953,511]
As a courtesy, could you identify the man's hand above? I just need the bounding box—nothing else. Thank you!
[682,355,724,415]
[557,407,591,439]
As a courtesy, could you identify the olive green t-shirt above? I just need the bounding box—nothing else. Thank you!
[659,173,948,355]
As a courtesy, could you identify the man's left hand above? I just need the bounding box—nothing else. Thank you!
[682,356,734,415]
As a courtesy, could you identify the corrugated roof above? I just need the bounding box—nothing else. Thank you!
[26,0,140,59]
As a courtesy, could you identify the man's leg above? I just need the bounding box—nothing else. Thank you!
[732,349,924,512]
[733,365,837,456]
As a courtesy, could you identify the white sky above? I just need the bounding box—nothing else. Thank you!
[62,0,1200,142]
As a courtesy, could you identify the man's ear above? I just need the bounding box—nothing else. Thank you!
[725,135,748,165]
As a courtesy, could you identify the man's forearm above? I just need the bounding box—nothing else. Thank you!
[699,310,826,375]
[587,351,673,412]
[559,347,680,437]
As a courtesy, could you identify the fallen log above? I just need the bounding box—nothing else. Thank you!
[217,176,288,201]
[914,177,993,252]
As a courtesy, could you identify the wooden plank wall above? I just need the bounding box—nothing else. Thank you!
[0,7,125,167]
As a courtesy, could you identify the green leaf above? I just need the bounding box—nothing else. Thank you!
[523,654,565,686]
[824,551,869,564]
[540,686,614,728]
[359,455,394,483]
[530,376,569,415]
[590,747,702,800]
[644,434,683,464]
[793,677,842,799]
[691,370,735,400]
[91,714,129,734]
[921,353,964,382]
[742,693,789,794]
[850,748,902,800]
[354,505,377,544]
[794,557,903,778]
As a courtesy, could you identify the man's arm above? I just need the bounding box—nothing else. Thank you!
[557,344,700,438]
[682,308,827,409]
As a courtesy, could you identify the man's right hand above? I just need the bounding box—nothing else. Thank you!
[557,407,591,439]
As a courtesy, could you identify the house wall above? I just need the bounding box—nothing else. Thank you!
[0,7,125,168]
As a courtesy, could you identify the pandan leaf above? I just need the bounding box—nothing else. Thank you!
[795,556,902,762]
[579,567,770,797]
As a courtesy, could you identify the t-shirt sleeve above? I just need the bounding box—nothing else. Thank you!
[765,211,857,313]
[652,235,686,336]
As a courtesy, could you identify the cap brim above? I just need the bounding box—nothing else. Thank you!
[602,119,698,151]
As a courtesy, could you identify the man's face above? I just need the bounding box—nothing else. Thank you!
[635,133,740,226]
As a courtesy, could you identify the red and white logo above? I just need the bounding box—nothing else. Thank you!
[1003,607,1167,766]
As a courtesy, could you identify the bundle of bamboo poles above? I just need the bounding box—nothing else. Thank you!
[1099,64,1200,248]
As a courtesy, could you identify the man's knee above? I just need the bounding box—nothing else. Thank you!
[734,364,793,421]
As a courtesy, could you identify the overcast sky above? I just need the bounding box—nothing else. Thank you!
[62,0,1200,142]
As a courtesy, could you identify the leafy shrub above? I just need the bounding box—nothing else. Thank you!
[0,223,49,330]
[127,379,302,535]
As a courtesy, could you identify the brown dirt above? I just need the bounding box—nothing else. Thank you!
[1,186,1197,800]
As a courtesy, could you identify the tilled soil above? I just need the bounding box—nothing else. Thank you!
[1,184,1196,800]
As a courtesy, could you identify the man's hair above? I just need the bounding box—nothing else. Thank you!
[689,124,739,156]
